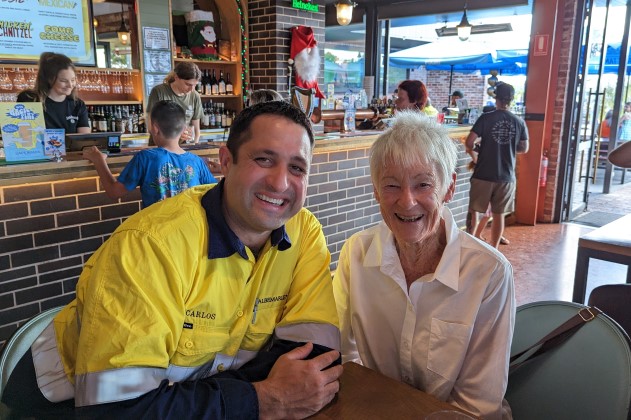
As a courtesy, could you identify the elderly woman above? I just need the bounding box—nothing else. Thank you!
[394,80,436,117]
[333,111,515,419]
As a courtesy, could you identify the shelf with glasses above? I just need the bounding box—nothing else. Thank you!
[0,64,142,103]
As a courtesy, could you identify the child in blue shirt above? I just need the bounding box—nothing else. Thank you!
[84,100,217,208]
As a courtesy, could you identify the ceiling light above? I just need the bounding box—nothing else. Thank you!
[456,3,472,41]
[436,23,513,38]
[335,0,357,26]
[117,2,130,45]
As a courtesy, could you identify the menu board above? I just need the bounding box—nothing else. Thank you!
[0,0,96,66]
[0,102,49,162]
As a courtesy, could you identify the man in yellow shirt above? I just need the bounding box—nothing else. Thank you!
[2,101,342,419]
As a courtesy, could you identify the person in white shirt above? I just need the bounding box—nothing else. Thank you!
[333,110,515,420]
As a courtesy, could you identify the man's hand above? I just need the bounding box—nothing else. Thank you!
[253,342,343,419]
[83,146,107,164]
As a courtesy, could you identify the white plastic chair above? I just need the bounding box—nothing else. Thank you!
[0,306,63,398]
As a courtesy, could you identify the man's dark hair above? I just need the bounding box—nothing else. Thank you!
[150,100,186,140]
[227,100,314,163]
[494,82,515,104]
[451,90,464,98]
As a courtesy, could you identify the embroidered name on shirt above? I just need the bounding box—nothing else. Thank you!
[186,309,216,319]
[258,294,288,304]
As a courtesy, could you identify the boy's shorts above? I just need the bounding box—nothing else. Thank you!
[469,178,516,214]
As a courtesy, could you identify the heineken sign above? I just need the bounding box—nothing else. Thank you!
[292,0,319,12]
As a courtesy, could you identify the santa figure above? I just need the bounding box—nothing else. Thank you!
[290,26,325,99]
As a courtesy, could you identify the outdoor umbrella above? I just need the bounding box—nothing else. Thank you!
[587,43,631,75]
[390,39,496,99]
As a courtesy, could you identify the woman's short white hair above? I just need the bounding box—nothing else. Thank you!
[370,111,459,193]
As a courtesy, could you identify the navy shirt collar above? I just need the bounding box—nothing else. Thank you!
[201,179,292,259]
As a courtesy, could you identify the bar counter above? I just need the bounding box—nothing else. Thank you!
[0,125,471,185]
[0,125,472,345]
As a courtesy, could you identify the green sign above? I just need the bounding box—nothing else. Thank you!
[292,0,319,13]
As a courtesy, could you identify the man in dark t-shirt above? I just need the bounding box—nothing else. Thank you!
[465,82,529,248]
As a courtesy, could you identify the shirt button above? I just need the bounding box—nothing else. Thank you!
[185,341,194,348]
[217,364,225,372]
[237,310,244,317]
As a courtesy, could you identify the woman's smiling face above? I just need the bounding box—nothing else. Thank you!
[374,160,454,246]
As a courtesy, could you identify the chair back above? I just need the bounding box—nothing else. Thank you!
[0,306,63,398]
[506,300,631,420]
[589,284,631,338]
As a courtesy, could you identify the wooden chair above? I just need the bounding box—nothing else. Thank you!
[589,284,631,338]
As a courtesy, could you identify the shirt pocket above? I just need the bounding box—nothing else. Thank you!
[243,302,284,350]
[427,318,473,381]
[175,326,230,364]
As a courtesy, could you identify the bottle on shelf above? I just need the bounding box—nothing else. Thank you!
[195,74,202,94]
[226,72,233,95]
[218,70,226,95]
[202,101,210,128]
[203,69,211,96]
[98,106,108,132]
[211,69,219,96]
[209,102,217,128]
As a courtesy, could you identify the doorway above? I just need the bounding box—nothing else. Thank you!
[562,0,631,226]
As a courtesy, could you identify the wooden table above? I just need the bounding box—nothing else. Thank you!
[573,213,631,303]
[310,362,478,419]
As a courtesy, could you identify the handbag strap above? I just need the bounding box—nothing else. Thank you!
[509,306,602,375]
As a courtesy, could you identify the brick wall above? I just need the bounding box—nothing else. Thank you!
[540,0,578,222]
[248,0,325,97]
[0,142,471,346]
[0,179,141,345]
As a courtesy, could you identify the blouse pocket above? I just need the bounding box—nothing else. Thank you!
[427,318,473,381]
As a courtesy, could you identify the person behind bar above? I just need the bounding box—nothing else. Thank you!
[83,100,217,208]
[34,52,91,134]
[147,61,203,145]
[333,111,515,419]
[248,88,283,106]
[2,101,342,419]
[465,82,529,249]
[393,80,436,118]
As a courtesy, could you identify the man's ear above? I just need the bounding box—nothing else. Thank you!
[218,146,233,175]
[373,184,380,203]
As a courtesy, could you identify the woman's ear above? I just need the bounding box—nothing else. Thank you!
[443,173,457,203]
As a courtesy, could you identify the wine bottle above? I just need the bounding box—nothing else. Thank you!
[225,72,233,95]
[203,69,211,95]
[218,70,226,95]
[211,69,219,96]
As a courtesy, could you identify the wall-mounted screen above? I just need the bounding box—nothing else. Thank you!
[0,0,96,66]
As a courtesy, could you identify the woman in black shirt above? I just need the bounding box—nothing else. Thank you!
[35,52,90,134]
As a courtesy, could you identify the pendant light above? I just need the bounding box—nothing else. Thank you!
[117,1,130,45]
[456,2,472,41]
[335,0,357,26]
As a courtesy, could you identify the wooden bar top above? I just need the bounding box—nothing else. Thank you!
[0,125,471,187]
[578,213,631,256]
[310,362,478,420]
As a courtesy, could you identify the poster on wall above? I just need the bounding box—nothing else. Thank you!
[0,0,96,66]
[142,26,171,98]
[0,102,49,162]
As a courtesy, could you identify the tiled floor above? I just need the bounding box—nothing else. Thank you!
[478,167,631,307]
